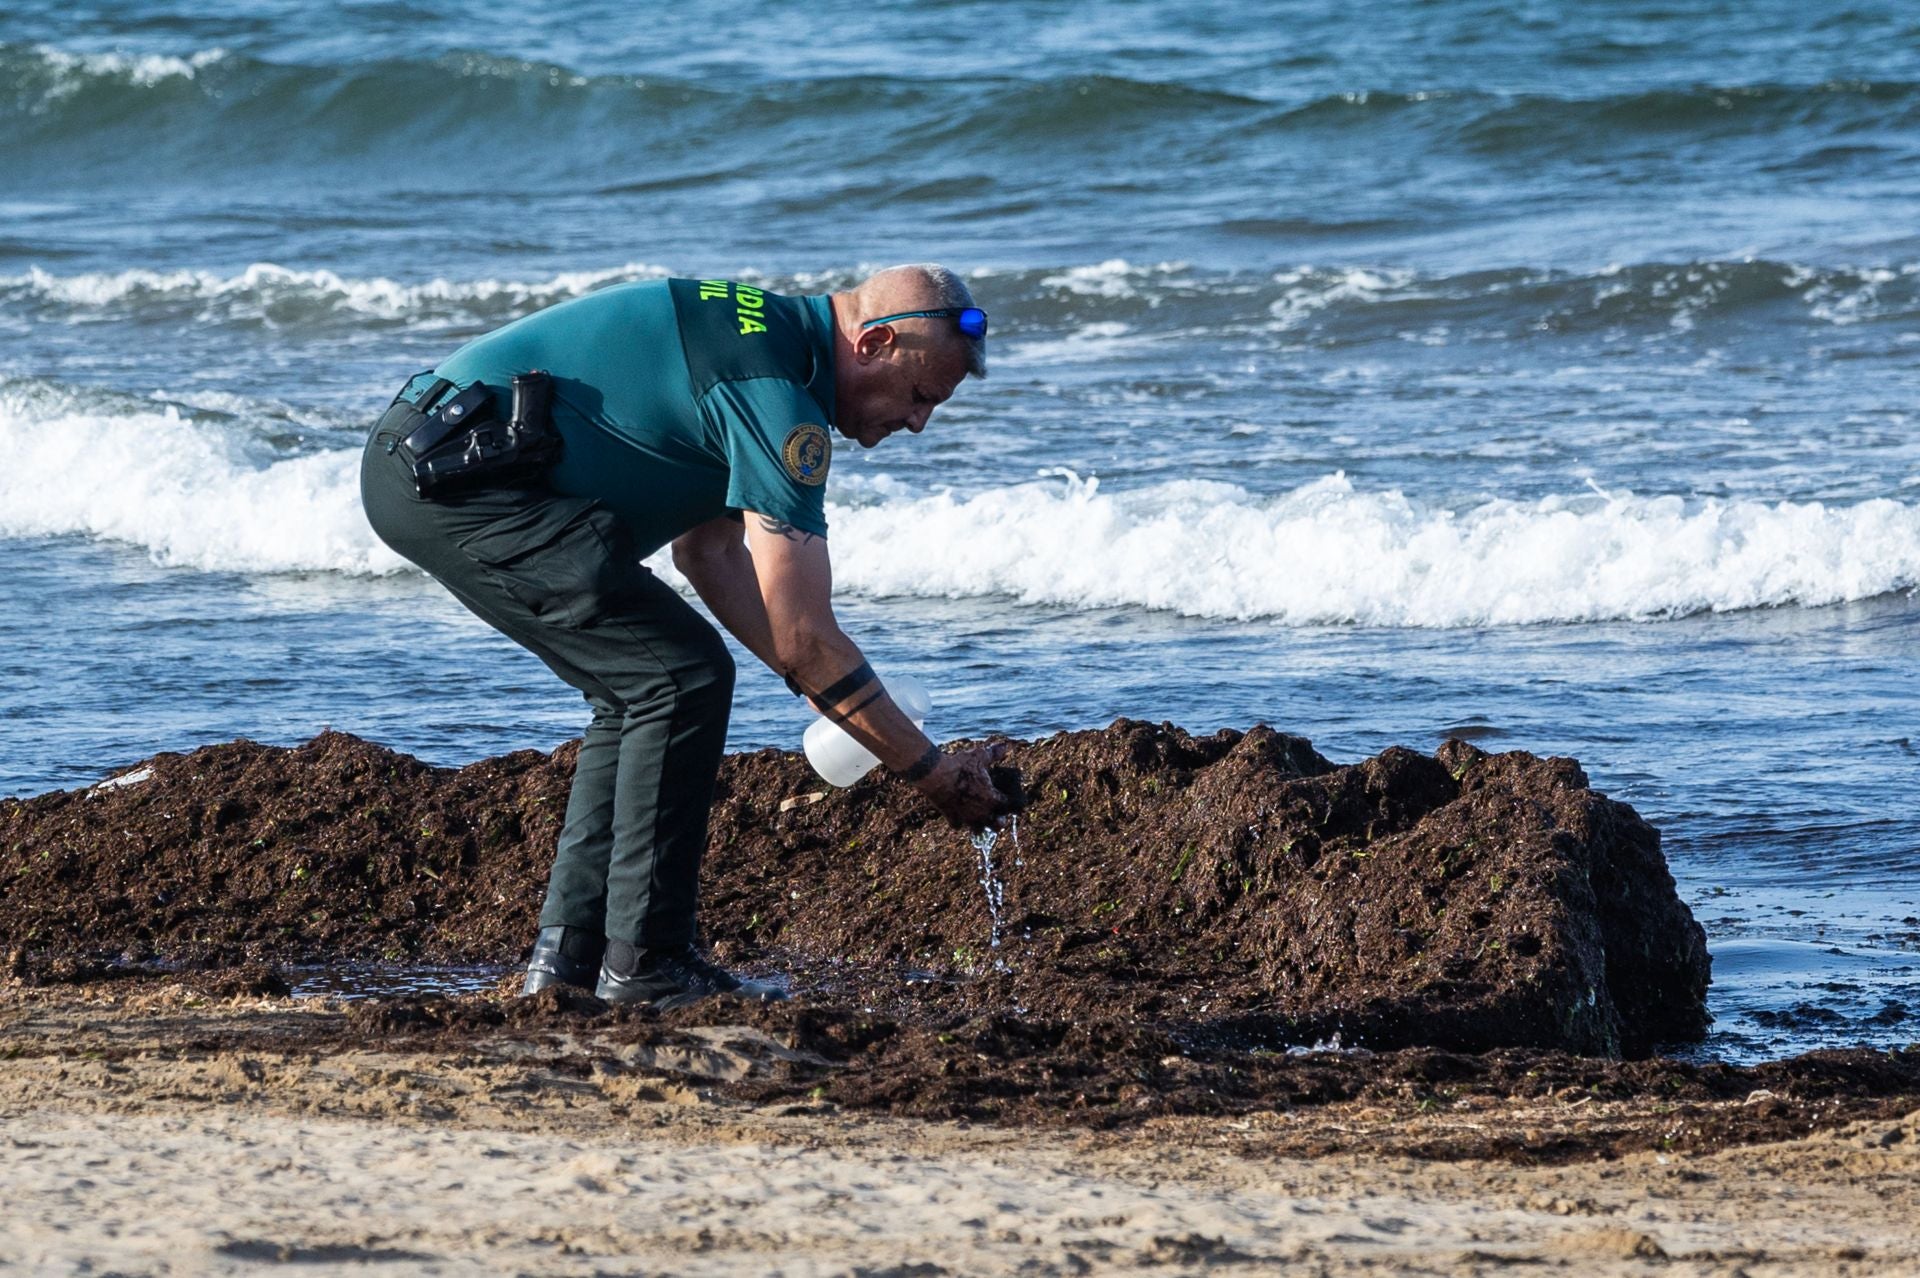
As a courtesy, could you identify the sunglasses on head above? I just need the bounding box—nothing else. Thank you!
[860,307,988,339]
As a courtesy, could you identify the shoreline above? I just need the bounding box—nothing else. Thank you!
[3,981,1916,1276]
[9,970,1918,1156]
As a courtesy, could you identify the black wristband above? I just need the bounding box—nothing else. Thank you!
[894,744,942,784]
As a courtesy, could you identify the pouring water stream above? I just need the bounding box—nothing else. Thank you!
[970,815,1019,971]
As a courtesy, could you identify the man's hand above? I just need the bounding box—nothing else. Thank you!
[914,743,1021,831]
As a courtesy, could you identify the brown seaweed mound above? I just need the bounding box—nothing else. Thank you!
[0,720,1708,1056]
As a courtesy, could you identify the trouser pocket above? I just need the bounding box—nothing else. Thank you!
[456,501,640,631]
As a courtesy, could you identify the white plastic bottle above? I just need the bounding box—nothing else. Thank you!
[803,673,932,786]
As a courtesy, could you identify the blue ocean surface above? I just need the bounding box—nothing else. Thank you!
[2,0,1917,1061]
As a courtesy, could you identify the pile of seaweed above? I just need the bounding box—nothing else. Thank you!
[1,720,1708,1056]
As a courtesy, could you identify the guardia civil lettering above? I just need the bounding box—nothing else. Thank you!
[697,279,767,335]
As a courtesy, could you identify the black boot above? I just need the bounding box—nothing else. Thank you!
[594,940,788,1010]
[520,925,606,996]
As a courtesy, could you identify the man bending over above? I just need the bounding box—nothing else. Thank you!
[360,264,1018,1008]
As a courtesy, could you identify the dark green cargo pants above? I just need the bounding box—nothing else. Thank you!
[359,394,733,949]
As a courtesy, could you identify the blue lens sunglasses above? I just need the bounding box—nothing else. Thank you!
[860,307,988,338]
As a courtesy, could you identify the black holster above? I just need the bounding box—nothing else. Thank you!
[396,371,563,498]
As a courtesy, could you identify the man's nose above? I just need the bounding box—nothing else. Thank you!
[906,406,932,433]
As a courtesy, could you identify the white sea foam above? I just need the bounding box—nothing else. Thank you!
[13,258,1917,339]
[30,45,228,88]
[823,472,1920,624]
[1037,259,1188,299]
[3,262,673,320]
[1010,320,1141,364]
[3,397,1915,625]
[0,396,406,576]
[1267,266,1417,330]
[1799,263,1918,326]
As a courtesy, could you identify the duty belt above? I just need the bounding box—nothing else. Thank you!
[388,370,562,498]
[392,376,492,460]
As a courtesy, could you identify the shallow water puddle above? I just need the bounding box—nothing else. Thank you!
[289,963,506,1001]
[1672,937,1920,1064]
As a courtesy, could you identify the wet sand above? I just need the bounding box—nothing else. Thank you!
[3,983,1915,1276]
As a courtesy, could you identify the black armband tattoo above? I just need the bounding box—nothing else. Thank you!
[893,744,942,784]
[815,660,876,708]
[824,688,885,727]
[783,672,806,698]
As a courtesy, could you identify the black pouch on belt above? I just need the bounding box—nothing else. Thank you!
[397,371,565,498]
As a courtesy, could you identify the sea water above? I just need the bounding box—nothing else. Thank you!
[3,0,1918,1062]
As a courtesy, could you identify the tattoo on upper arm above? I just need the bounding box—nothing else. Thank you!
[755,514,820,545]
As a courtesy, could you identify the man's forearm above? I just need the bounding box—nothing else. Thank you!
[680,542,781,671]
[684,545,931,771]
[720,509,945,778]
[779,636,932,774]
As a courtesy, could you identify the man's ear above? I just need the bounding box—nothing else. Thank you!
[854,324,896,363]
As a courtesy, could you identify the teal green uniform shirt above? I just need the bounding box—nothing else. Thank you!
[414,278,836,556]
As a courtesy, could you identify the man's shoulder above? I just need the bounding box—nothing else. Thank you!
[671,280,824,398]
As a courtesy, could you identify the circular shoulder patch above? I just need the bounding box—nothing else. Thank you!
[781,423,832,486]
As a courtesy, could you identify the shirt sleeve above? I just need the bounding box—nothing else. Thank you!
[703,377,833,538]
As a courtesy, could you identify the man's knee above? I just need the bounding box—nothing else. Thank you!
[610,624,733,719]
[680,630,736,709]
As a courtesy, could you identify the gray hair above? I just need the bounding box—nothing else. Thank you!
[884,263,987,378]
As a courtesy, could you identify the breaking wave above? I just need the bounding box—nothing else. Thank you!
[8,257,1917,339]
[2,386,1914,626]
[0,262,674,330]
[0,381,402,576]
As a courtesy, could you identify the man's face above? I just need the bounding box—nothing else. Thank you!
[835,330,969,449]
